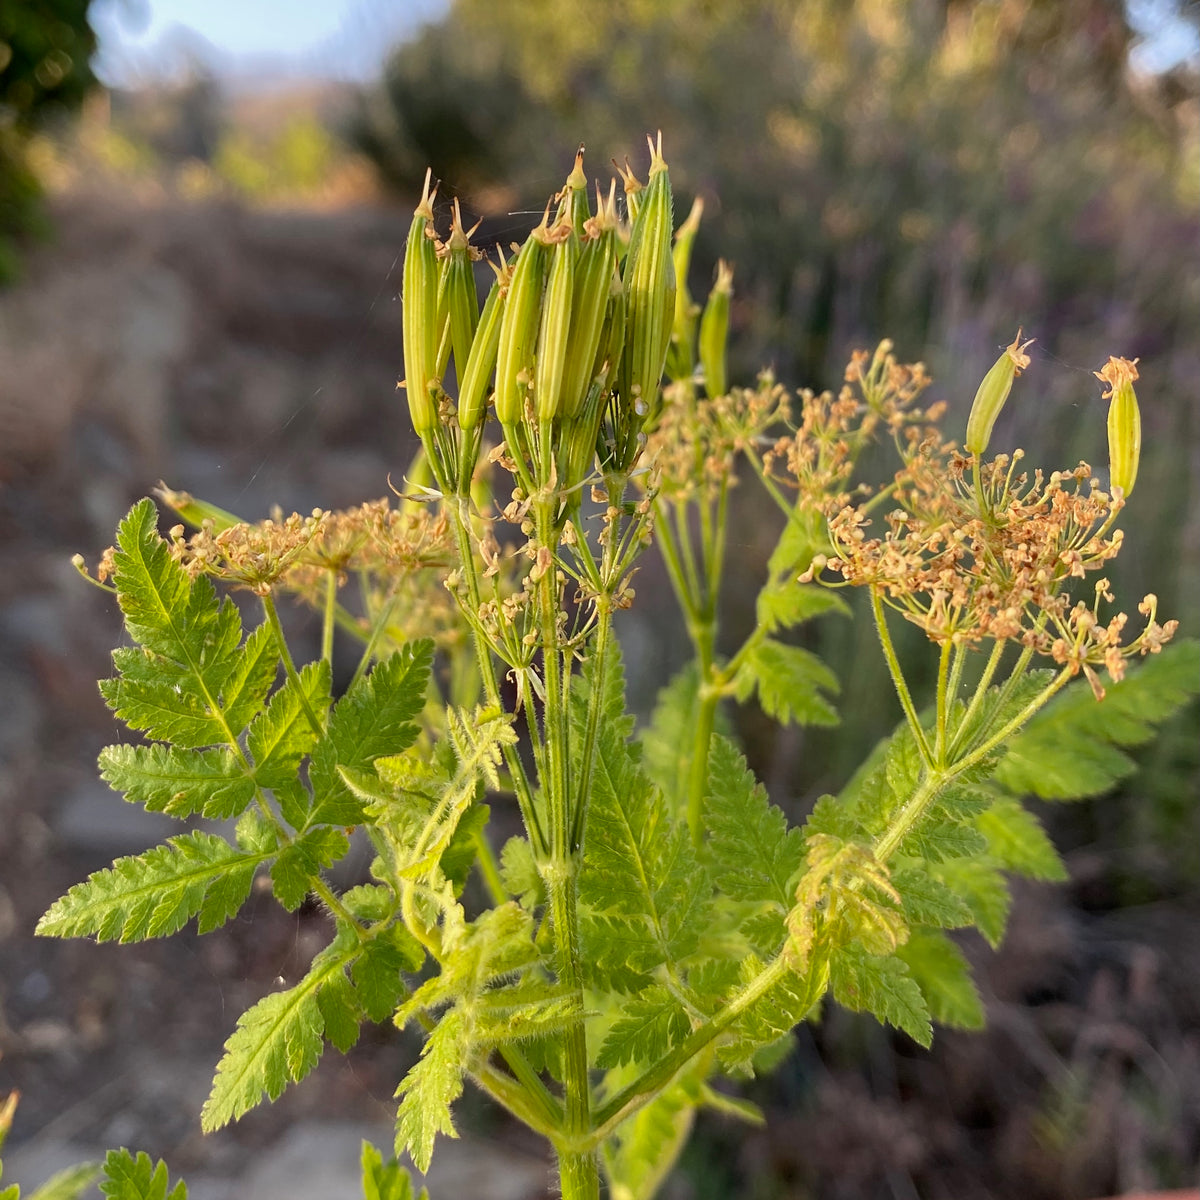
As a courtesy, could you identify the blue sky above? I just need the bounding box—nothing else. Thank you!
[92,0,1198,86]
[92,0,448,84]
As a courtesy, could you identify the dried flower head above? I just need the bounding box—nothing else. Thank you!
[808,434,1176,691]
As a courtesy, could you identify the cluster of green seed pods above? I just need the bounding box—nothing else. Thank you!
[399,135,733,490]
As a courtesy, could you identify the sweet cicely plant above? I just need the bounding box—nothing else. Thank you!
[23,136,1195,1200]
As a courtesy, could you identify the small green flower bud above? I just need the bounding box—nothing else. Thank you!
[964,331,1034,457]
[401,169,440,434]
[494,207,552,426]
[456,251,510,431]
[698,259,733,399]
[666,195,703,382]
[535,219,576,423]
[622,132,676,422]
[1095,356,1141,496]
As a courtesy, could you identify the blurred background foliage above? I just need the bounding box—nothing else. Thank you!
[0,0,97,279]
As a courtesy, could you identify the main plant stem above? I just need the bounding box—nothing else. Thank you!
[536,495,598,1200]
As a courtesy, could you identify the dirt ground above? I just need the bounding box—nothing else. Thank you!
[1,186,1197,1199]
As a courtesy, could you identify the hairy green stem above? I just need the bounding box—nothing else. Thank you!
[946,637,1006,759]
[571,600,612,852]
[586,954,792,1146]
[261,591,324,738]
[320,570,338,666]
[685,629,718,845]
[870,590,934,767]
[934,639,953,766]
[874,664,1073,862]
[446,498,546,854]
[526,490,597,1200]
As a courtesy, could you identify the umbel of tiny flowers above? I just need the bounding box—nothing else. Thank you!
[803,341,1176,700]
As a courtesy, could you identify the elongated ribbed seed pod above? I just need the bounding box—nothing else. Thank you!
[401,169,439,434]
[699,259,733,399]
[494,209,552,426]
[666,195,703,382]
[560,182,619,420]
[535,220,576,423]
[964,331,1034,457]
[622,133,675,418]
[596,267,627,394]
[442,198,482,386]
[457,252,510,431]
[1096,356,1141,496]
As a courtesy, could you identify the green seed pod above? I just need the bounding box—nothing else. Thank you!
[441,198,482,387]
[666,195,703,382]
[494,208,552,426]
[156,486,241,533]
[622,132,675,420]
[1096,356,1142,496]
[401,169,440,434]
[535,219,576,423]
[559,182,619,420]
[698,259,733,399]
[457,251,510,431]
[594,266,626,397]
[964,331,1034,457]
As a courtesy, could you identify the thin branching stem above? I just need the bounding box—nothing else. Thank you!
[261,591,324,738]
[870,590,934,767]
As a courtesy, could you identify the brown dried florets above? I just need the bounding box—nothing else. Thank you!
[808,435,1177,693]
[645,374,789,500]
[167,509,329,595]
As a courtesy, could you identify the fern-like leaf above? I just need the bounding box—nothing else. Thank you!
[98,1151,186,1200]
[201,948,356,1131]
[246,659,331,790]
[975,798,1066,881]
[99,501,249,748]
[308,642,433,827]
[98,744,253,820]
[361,1142,427,1200]
[580,732,709,985]
[733,638,839,727]
[639,662,702,816]
[36,831,271,942]
[896,930,985,1031]
[595,987,689,1070]
[830,946,932,1047]
[995,640,1200,800]
[394,1010,466,1173]
[705,736,805,909]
